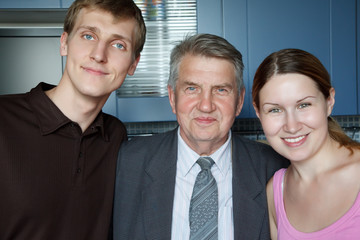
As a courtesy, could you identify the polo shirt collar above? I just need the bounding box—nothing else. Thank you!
[27,82,106,140]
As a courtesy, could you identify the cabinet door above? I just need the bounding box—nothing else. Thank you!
[224,0,358,117]
[0,0,59,8]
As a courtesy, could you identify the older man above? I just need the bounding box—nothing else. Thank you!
[113,34,288,240]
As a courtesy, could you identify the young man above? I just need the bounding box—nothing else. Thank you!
[0,0,145,239]
[113,34,289,240]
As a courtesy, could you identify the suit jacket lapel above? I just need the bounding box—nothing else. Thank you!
[139,131,268,239]
[142,129,178,240]
[232,136,267,239]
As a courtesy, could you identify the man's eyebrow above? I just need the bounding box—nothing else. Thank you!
[182,80,197,85]
[77,25,132,42]
[78,25,98,33]
[214,83,233,88]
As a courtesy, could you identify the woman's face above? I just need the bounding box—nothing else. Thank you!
[254,73,335,162]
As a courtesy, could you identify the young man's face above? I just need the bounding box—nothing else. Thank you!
[60,8,139,100]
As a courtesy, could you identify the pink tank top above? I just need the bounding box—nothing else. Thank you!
[273,168,360,239]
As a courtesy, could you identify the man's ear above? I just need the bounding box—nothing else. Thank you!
[168,85,176,114]
[235,88,246,116]
[60,32,69,56]
[127,55,141,76]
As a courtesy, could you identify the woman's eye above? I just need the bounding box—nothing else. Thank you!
[113,43,125,49]
[269,108,281,113]
[298,103,311,109]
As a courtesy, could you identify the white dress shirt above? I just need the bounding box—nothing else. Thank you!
[171,128,233,240]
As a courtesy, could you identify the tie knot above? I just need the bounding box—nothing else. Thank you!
[196,157,215,170]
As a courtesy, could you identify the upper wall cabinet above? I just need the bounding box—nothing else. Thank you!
[199,0,359,118]
[0,0,60,8]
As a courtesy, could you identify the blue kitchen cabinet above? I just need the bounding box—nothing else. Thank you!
[222,0,358,117]
[331,0,358,116]
[200,0,358,118]
[0,0,60,8]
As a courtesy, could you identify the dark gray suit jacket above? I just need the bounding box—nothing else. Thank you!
[113,128,288,240]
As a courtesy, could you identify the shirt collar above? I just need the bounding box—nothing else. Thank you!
[177,127,232,177]
[27,82,106,140]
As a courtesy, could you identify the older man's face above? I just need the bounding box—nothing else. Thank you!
[168,54,245,155]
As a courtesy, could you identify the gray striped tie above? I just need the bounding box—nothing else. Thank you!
[189,157,218,240]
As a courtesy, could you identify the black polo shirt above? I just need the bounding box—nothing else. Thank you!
[0,83,127,240]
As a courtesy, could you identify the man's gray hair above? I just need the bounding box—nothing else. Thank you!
[168,33,244,93]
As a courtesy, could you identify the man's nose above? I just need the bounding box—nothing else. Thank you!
[198,91,215,112]
[90,42,108,63]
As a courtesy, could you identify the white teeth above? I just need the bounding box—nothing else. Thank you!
[284,135,305,143]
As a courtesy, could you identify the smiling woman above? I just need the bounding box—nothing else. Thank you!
[255,73,332,161]
[252,48,360,240]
